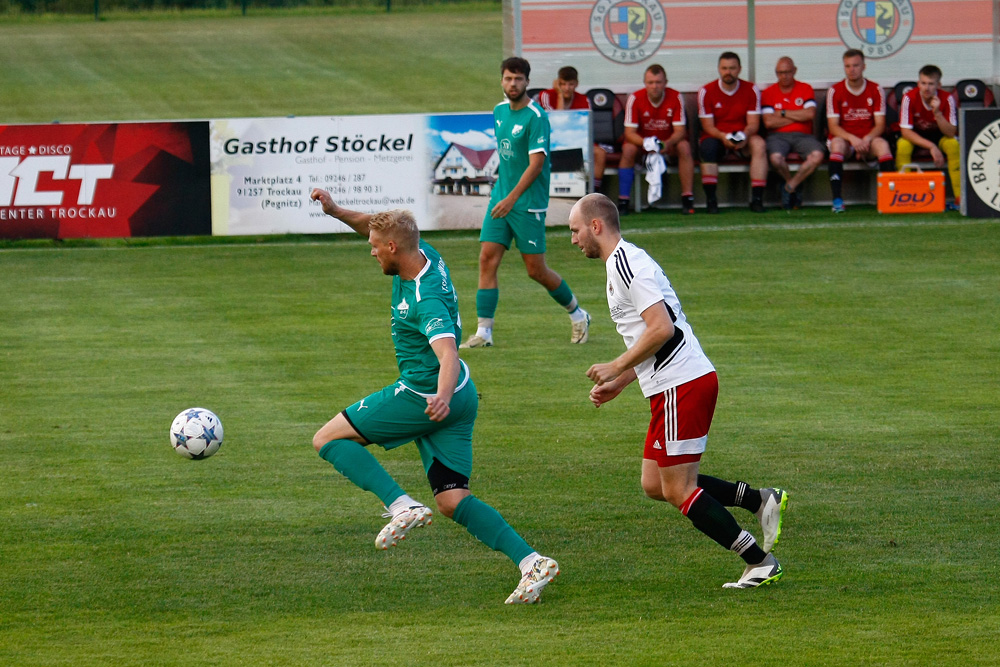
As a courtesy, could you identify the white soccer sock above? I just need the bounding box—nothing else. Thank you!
[569,305,588,323]
[475,318,494,340]
[518,551,540,575]
[388,494,421,517]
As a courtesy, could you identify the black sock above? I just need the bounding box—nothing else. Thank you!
[879,158,894,173]
[751,186,764,203]
[704,183,718,202]
[697,475,761,513]
[682,489,766,564]
[829,161,844,199]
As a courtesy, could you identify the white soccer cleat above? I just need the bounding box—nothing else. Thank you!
[570,311,591,344]
[722,553,783,589]
[504,556,559,604]
[459,334,493,349]
[375,505,433,550]
[755,487,789,553]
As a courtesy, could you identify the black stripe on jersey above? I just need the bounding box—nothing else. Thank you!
[651,327,686,375]
[614,248,634,287]
[664,302,677,323]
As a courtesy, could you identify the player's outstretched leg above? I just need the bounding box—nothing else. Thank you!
[450,494,559,604]
[318,438,433,549]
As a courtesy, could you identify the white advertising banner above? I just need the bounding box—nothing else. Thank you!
[209,110,591,235]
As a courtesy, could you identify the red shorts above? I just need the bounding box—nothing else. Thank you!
[644,371,718,467]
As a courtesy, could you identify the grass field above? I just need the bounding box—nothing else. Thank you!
[2,211,999,664]
[0,5,502,123]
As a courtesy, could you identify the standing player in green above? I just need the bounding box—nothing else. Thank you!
[461,57,591,349]
[308,188,559,604]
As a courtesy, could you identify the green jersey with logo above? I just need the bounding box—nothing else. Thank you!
[490,99,551,213]
[390,240,467,395]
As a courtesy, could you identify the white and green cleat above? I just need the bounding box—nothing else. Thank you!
[722,553,784,589]
[755,487,788,553]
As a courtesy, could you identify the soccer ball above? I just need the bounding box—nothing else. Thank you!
[170,408,224,460]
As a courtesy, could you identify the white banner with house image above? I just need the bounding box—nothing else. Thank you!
[209,110,591,235]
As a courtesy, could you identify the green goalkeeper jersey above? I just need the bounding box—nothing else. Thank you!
[390,240,467,395]
[489,99,551,213]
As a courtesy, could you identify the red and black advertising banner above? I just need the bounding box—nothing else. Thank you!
[0,122,211,239]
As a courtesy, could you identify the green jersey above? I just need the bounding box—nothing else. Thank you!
[390,240,467,395]
[490,99,551,213]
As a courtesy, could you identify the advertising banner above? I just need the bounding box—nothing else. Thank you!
[210,110,591,235]
[512,0,996,93]
[0,122,211,239]
[960,108,1000,218]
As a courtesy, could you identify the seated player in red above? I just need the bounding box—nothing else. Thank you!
[825,49,893,213]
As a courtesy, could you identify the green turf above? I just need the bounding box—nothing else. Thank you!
[0,5,502,123]
[2,212,998,665]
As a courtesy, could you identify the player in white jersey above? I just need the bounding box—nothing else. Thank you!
[567,192,788,589]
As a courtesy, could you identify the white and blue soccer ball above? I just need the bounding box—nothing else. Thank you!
[170,408,224,460]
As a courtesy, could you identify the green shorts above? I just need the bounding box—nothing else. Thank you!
[342,378,478,478]
[480,208,547,254]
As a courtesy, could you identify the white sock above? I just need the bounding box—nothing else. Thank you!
[569,306,588,323]
[476,318,494,340]
[388,494,420,517]
[518,552,540,575]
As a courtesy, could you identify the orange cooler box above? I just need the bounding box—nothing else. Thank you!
[877,171,946,214]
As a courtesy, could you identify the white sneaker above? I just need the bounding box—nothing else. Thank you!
[504,556,559,604]
[722,553,783,589]
[460,334,493,349]
[755,487,788,553]
[570,311,591,344]
[375,505,433,550]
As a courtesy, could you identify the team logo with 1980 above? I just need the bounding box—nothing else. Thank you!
[590,0,666,64]
[967,120,1000,212]
[837,0,913,59]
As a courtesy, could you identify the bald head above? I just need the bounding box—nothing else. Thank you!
[569,193,622,261]
[775,56,797,88]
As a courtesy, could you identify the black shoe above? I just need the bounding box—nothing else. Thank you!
[706,198,719,214]
[750,200,766,213]
[617,198,630,216]
[780,186,792,210]
[681,195,695,215]
[789,190,802,210]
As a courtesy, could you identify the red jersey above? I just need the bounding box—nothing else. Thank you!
[899,87,957,135]
[826,79,886,139]
[698,79,761,134]
[537,89,590,111]
[761,80,817,135]
[624,88,686,142]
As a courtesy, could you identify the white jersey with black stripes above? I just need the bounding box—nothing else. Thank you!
[605,238,716,397]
